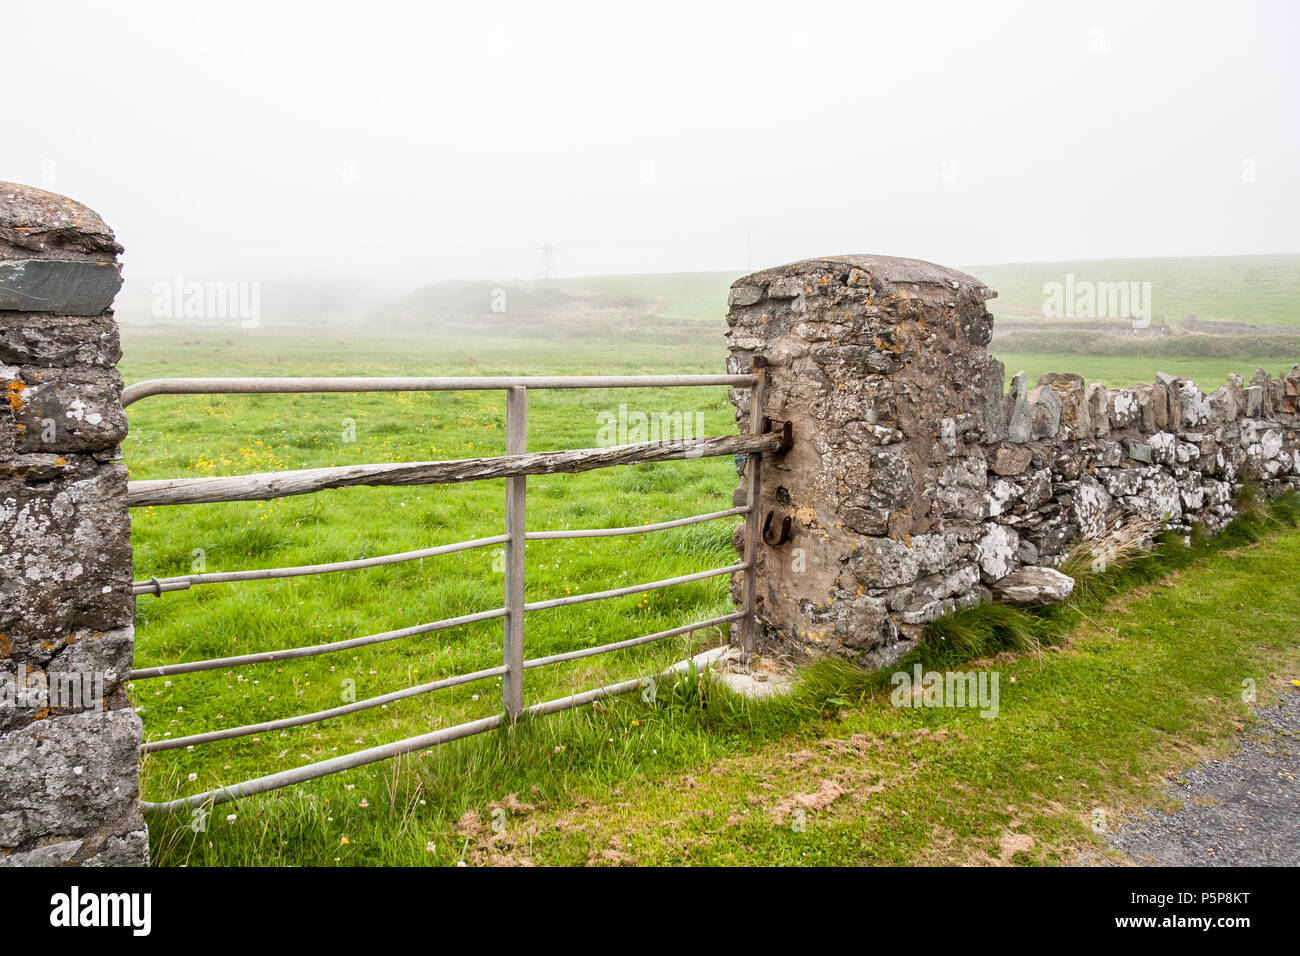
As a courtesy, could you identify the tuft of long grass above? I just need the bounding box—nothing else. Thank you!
[1059,514,1163,584]
[924,602,1048,664]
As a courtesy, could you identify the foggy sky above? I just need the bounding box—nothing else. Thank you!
[7,0,1298,290]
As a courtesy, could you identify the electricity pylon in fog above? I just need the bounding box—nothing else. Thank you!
[534,241,557,281]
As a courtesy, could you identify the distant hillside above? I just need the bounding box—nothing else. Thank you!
[967,254,1300,328]
[369,273,736,340]
[370,256,1300,347]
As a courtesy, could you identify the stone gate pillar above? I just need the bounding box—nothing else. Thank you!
[0,182,147,865]
[726,256,1005,668]
[726,255,1300,670]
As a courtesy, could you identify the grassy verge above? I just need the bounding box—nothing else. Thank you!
[145,493,1300,865]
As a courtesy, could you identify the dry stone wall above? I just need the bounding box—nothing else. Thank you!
[0,182,147,865]
[726,255,1300,668]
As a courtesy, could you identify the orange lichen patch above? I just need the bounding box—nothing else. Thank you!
[0,634,10,658]
[6,380,26,412]
[53,457,68,466]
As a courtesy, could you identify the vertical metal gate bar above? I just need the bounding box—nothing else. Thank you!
[738,357,766,661]
[503,386,528,720]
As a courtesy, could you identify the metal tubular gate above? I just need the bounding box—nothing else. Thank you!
[125,371,780,813]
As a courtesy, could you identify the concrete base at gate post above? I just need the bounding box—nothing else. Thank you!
[0,182,148,865]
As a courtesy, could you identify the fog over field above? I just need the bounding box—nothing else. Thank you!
[7,0,1300,314]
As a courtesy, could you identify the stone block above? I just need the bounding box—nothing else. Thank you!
[990,566,1075,605]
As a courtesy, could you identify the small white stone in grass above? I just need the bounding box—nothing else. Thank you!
[226,814,237,823]
[177,706,183,712]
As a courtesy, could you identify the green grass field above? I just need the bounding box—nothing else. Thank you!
[123,256,1299,865]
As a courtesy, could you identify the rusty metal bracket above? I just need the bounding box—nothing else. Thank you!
[761,416,793,453]
[762,511,792,546]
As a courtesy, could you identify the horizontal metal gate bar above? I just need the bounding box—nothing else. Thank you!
[524,506,748,540]
[140,663,509,753]
[122,373,757,407]
[523,562,745,613]
[521,611,743,670]
[132,508,750,596]
[128,607,508,679]
[132,533,510,595]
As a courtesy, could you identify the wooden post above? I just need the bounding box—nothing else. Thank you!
[502,386,528,719]
[126,432,783,506]
[738,357,766,661]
